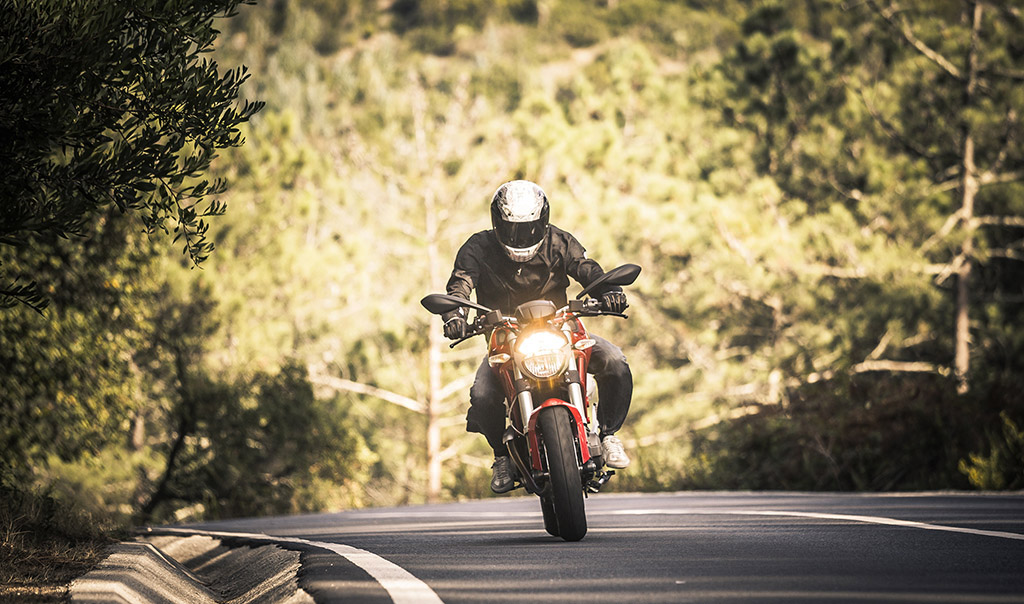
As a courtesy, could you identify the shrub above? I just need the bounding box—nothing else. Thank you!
[684,373,1019,491]
[959,412,1024,490]
[551,3,610,47]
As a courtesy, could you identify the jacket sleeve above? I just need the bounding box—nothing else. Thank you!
[565,233,622,294]
[442,238,479,322]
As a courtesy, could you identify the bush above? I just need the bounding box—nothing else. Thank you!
[551,3,610,47]
[684,372,1022,491]
[959,412,1024,490]
[408,26,458,55]
[0,485,115,601]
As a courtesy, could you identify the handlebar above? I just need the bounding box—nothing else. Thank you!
[448,325,489,348]
[447,299,628,348]
[560,297,629,319]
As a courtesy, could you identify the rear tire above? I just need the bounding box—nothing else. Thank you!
[538,408,587,541]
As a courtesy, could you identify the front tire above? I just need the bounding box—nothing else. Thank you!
[540,494,559,536]
[538,407,587,541]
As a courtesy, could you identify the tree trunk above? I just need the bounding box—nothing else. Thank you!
[128,359,147,450]
[138,346,195,523]
[955,2,983,394]
[130,411,146,450]
[138,414,189,523]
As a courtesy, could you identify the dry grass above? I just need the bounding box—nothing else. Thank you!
[0,487,116,603]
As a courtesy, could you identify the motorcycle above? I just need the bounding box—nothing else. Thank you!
[421,264,640,541]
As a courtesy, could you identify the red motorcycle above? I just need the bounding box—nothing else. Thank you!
[421,264,640,541]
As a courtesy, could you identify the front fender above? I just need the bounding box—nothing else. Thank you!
[527,400,590,471]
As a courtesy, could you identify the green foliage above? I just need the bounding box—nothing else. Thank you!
[34,448,163,530]
[686,375,975,491]
[390,0,499,54]
[551,1,610,48]
[200,0,1024,502]
[141,362,370,522]
[0,484,114,544]
[0,0,263,309]
[0,483,113,600]
[838,0,1024,378]
[6,0,1024,540]
[959,412,1024,490]
[0,211,159,486]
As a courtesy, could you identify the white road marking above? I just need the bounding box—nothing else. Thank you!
[148,502,1020,603]
[328,510,540,519]
[607,508,1024,542]
[217,506,1024,542]
[154,527,444,604]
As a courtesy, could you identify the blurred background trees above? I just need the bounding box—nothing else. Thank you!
[2,0,1022,529]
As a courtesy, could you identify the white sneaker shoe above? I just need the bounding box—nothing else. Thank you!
[601,434,631,469]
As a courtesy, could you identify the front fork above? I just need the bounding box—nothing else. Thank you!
[572,371,616,493]
[567,370,604,462]
[516,367,535,429]
[508,368,614,494]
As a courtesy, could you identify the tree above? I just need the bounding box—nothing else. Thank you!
[0,210,159,487]
[707,2,1024,394]
[658,1,1024,490]
[0,0,263,310]
[307,70,513,503]
[852,0,1024,393]
[125,278,369,523]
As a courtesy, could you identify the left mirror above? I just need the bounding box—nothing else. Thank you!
[421,294,490,315]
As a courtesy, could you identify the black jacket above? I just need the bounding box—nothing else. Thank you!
[444,225,617,319]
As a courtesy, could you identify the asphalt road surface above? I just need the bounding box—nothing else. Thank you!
[182,492,1024,603]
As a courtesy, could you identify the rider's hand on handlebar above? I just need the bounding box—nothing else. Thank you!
[601,291,628,314]
[443,316,469,340]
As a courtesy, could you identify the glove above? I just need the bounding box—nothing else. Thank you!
[443,316,468,340]
[601,291,628,314]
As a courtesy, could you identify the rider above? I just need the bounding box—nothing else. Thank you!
[441,180,633,494]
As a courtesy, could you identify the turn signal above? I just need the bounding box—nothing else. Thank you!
[488,353,511,367]
[574,338,596,351]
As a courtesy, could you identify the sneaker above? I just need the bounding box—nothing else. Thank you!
[601,434,631,469]
[490,456,516,493]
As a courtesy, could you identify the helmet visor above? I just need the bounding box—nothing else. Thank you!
[496,218,547,249]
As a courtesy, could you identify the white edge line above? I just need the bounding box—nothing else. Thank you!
[608,509,1024,541]
[150,527,444,604]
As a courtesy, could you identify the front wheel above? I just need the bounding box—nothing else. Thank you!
[538,408,587,541]
[540,494,559,537]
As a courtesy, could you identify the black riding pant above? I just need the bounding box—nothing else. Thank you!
[465,334,632,457]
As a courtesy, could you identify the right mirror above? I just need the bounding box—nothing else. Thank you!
[576,264,642,299]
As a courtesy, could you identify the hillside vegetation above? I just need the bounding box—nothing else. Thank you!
[2,0,1022,533]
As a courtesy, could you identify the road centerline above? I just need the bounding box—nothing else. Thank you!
[604,508,1024,541]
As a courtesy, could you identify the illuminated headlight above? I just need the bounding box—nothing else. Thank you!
[517,330,570,379]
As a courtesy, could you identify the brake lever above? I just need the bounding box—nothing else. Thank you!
[449,330,479,348]
[448,318,491,348]
[584,311,628,319]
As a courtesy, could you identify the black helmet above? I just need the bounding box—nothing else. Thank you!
[490,180,549,262]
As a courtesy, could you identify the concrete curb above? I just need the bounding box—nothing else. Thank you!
[70,535,314,604]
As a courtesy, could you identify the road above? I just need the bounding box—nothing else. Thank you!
[183,492,1024,603]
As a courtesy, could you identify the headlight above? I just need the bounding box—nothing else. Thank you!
[517,330,570,379]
